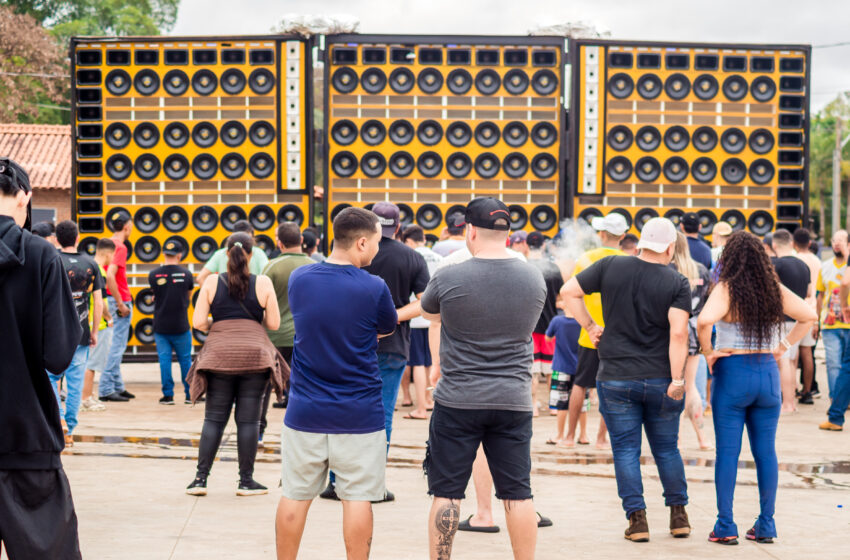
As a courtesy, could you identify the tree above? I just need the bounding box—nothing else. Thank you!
[808,94,850,239]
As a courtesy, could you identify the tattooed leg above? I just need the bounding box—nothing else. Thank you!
[341,500,373,560]
[429,498,461,560]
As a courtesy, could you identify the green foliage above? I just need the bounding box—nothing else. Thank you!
[808,94,850,238]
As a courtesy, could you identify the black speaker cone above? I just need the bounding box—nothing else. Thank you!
[217,121,245,148]
[474,122,500,148]
[663,126,689,152]
[248,153,274,179]
[749,159,775,185]
[475,69,501,95]
[446,122,472,147]
[636,74,662,100]
[135,236,161,262]
[664,209,685,226]
[361,68,387,94]
[331,204,351,221]
[389,120,414,145]
[361,152,387,178]
[332,152,358,177]
[607,125,633,151]
[751,76,776,102]
[531,122,557,148]
[255,234,274,257]
[749,129,775,154]
[693,126,718,152]
[447,69,472,94]
[721,158,747,184]
[530,206,557,231]
[331,119,358,145]
[503,153,529,179]
[694,74,719,100]
[609,73,634,99]
[748,210,774,236]
[503,121,529,147]
[133,207,160,234]
[635,126,661,151]
[192,69,217,96]
[221,206,247,231]
[664,73,690,100]
[164,122,189,148]
[531,154,557,179]
[361,120,387,146]
[578,207,603,224]
[722,75,748,101]
[105,69,131,95]
[398,203,414,226]
[135,319,156,345]
[663,157,689,183]
[634,208,659,231]
[606,156,632,182]
[474,153,500,179]
[446,153,472,178]
[192,154,218,180]
[697,210,717,236]
[331,67,358,94]
[504,69,529,95]
[692,157,717,183]
[417,152,443,178]
[531,69,557,95]
[192,206,218,232]
[416,204,443,229]
[134,69,159,95]
[192,236,218,262]
[418,68,443,94]
[248,121,275,147]
[508,205,528,230]
[105,122,131,149]
[79,237,98,256]
[221,68,246,95]
[163,69,189,95]
[106,154,132,180]
[635,156,661,182]
[720,210,746,231]
[417,120,443,146]
[163,154,189,180]
[133,122,159,149]
[192,122,218,148]
[389,68,415,93]
[248,205,274,231]
[221,153,247,179]
[277,204,304,225]
[389,152,414,177]
[249,68,275,94]
[163,206,189,232]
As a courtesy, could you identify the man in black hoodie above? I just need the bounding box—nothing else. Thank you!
[0,158,82,559]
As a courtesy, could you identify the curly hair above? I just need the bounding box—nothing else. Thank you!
[717,231,784,347]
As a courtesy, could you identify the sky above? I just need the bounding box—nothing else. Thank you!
[171,0,850,112]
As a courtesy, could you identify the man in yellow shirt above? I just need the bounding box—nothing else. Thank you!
[559,212,628,448]
[817,230,849,402]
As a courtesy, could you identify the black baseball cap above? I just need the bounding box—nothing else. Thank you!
[526,231,545,249]
[451,197,511,231]
[163,239,182,256]
[680,212,700,234]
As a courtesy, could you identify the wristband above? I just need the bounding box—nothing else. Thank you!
[671,378,685,387]
[779,338,791,350]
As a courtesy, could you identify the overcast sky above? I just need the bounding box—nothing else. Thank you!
[172,0,849,112]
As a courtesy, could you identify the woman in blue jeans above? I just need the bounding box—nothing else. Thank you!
[697,232,816,545]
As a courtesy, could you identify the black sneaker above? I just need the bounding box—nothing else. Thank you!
[159,396,175,405]
[812,389,821,399]
[100,392,129,402]
[272,396,288,409]
[798,392,814,405]
[184,399,193,405]
[319,482,340,501]
[237,479,268,496]
[119,390,136,399]
[371,490,395,504]
[186,476,207,496]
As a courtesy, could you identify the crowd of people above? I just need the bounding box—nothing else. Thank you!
[1,152,849,558]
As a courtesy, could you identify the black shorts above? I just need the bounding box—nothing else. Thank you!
[424,403,532,501]
[573,346,600,389]
[408,328,432,367]
[0,468,81,559]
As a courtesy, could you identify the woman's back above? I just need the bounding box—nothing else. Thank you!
[210,273,264,323]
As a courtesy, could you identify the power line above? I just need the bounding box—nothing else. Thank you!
[0,71,69,79]
[814,41,850,49]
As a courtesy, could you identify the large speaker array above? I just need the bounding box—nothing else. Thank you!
[324,35,566,238]
[572,41,809,235]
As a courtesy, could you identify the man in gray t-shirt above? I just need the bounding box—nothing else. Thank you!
[420,197,545,560]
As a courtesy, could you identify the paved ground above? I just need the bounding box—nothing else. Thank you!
[7,362,850,559]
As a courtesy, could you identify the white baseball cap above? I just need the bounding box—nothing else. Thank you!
[590,212,629,236]
[637,217,677,253]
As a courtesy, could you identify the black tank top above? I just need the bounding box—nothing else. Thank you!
[210,273,264,323]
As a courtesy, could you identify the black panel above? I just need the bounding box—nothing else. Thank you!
[222,49,246,64]
[249,49,274,65]
[476,49,499,65]
[609,52,633,68]
[637,53,661,69]
[419,48,443,65]
[447,49,471,65]
[193,49,217,65]
[135,50,158,65]
[165,49,188,65]
[106,50,130,65]
[694,54,718,70]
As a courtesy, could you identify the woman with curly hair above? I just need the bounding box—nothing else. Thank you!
[697,231,816,545]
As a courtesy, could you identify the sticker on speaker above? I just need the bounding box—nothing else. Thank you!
[607,125,633,151]
[664,73,690,100]
[192,154,218,180]
[446,122,472,147]
[105,122,131,149]
[720,128,746,154]
[664,209,684,226]
[331,204,351,221]
[163,206,189,232]
[389,120,414,145]
[636,74,662,100]
[135,319,156,345]
[720,210,746,231]
[475,69,501,95]
[106,154,132,180]
[635,156,661,182]
[361,152,387,178]
[531,153,557,179]
[751,76,776,102]
[79,237,98,256]
[693,127,718,152]
[248,153,274,179]
[608,73,634,99]
[192,122,218,148]
[635,126,661,151]
[164,154,189,180]
[504,69,529,95]
[663,157,689,183]
[748,129,775,154]
[163,69,189,95]
[446,153,472,178]
[531,69,558,95]
[721,158,747,184]
[277,204,304,225]
[634,208,659,231]
[389,68,415,93]
[221,153,247,179]
[418,68,443,94]
[417,152,443,177]
[530,206,557,231]
[248,121,275,147]
[360,120,386,146]
[221,121,247,147]
[508,205,528,230]
[474,122,500,148]
[361,68,387,94]
[192,236,218,262]
[192,206,218,232]
[221,206,248,231]
[105,69,131,95]
[503,153,529,178]
[697,210,717,235]
[249,68,275,94]
[133,207,160,234]
[748,210,774,235]
[722,75,748,101]
[133,122,159,149]
[663,126,689,152]
[331,119,358,145]
[416,204,443,229]
[692,157,717,183]
[164,235,190,260]
[135,236,161,263]
[246,205,274,231]
[164,122,189,148]
[221,68,246,95]
[447,69,472,95]
[531,122,557,148]
[389,152,414,177]
[693,74,719,100]
[134,69,159,95]
[606,156,632,182]
[578,207,603,224]
[331,152,358,177]
[749,159,775,185]
[503,122,529,147]
[192,69,218,96]
[417,120,443,146]
[255,234,275,257]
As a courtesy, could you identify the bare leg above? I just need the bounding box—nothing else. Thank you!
[342,500,373,560]
[554,410,567,441]
[411,366,430,418]
[531,371,540,417]
[82,368,95,401]
[429,498,461,560]
[800,345,814,393]
[779,357,797,413]
[468,446,495,527]
[562,384,587,448]
[578,411,588,443]
[401,366,413,405]
[595,416,609,449]
[684,355,710,449]
[275,497,312,560]
[503,499,538,560]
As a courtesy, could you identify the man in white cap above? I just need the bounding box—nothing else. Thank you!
[561,217,691,543]
[559,212,628,449]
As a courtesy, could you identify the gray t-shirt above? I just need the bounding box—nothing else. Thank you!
[421,257,546,411]
[432,239,467,257]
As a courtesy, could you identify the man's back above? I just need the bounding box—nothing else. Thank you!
[263,252,315,347]
[148,264,194,334]
[421,257,546,411]
[432,238,465,257]
[529,257,564,334]
[58,251,103,346]
[574,246,624,348]
[773,256,809,300]
[686,236,712,270]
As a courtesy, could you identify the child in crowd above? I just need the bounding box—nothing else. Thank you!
[545,301,588,447]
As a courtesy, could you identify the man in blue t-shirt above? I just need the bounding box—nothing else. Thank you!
[679,212,712,270]
[276,207,397,560]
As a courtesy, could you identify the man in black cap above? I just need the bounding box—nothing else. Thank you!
[148,239,195,404]
[679,213,712,270]
[421,197,546,559]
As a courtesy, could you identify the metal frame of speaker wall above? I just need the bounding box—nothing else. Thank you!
[70,34,315,354]
[568,39,810,236]
[322,34,568,242]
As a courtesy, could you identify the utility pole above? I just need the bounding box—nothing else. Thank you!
[833,119,842,235]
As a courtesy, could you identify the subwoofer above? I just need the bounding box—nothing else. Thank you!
[503,153,529,178]
[133,207,160,234]
[446,153,472,178]
[248,153,275,178]
[447,69,472,94]
[164,235,190,260]
[607,125,633,151]
[720,210,746,231]
[106,154,132,180]
[163,69,189,95]
[691,158,717,183]
[417,152,443,177]
[248,121,275,147]
[635,126,661,151]
[163,154,189,180]
[221,68,246,95]
[504,69,529,95]
[361,68,387,94]
[606,156,632,182]
[192,154,218,180]
[609,73,634,98]
[664,73,690,100]
[192,206,219,232]
[331,119,358,145]
[693,127,718,152]
[332,152,358,177]
[249,68,275,94]
[192,122,218,148]
[503,121,529,147]
[416,204,443,229]
[105,123,131,149]
[749,159,775,185]
[134,69,159,95]
[475,69,501,95]
[389,68,415,93]
[474,153,500,178]
[221,121,247,147]
[134,236,161,262]
[720,128,746,154]
[164,122,189,148]
[748,211,774,235]
[163,206,189,232]
[105,69,131,95]
[636,74,662,100]
[446,122,472,147]
[417,120,443,146]
[663,126,689,152]
[530,206,558,231]
[635,157,661,182]
[277,204,304,225]
[663,157,689,183]
[474,122,500,147]
[721,158,747,184]
[389,152,414,177]
[508,205,528,230]
[361,152,387,178]
[191,69,217,96]
[192,236,218,262]
[133,122,159,149]
[361,120,387,146]
[221,206,247,231]
[634,208,658,231]
[389,120,414,145]
[722,75,748,101]
[417,68,443,94]
[220,153,247,179]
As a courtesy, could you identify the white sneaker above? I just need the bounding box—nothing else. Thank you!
[81,397,106,412]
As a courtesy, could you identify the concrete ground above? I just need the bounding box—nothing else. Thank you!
[8,362,850,559]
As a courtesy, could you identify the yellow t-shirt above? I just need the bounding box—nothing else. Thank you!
[574,246,625,348]
[816,258,849,329]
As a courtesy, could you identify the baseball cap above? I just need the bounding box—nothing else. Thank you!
[526,231,545,249]
[590,212,629,236]
[163,239,183,256]
[509,231,528,245]
[372,201,400,238]
[713,221,733,236]
[680,212,700,233]
[451,197,511,231]
[637,217,677,253]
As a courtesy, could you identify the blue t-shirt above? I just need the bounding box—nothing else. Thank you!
[686,236,712,271]
[285,263,398,434]
[545,315,581,374]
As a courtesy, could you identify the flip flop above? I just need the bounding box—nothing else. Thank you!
[400,401,414,407]
[546,438,558,445]
[457,515,500,533]
[537,513,553,528]
[577,440,590,445]
[403,413,428,420]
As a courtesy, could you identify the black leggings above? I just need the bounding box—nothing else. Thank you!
[196,372,270,481]
[259,346,292,438]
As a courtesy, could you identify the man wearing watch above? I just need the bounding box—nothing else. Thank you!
[562,217,692,543]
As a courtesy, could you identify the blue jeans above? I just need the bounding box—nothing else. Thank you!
[48,345,89,434]
[99,297,132,397]
[820,328,850,398]
[378,352,408,445]
[155,331,193,399]
[696,354,709,409]
[827,341,850,425]
[597,378,688,517]
[711,354,781,539]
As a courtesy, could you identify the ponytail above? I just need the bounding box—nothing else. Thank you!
[226,232,254,300]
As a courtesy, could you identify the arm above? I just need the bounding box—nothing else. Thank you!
[196,267,212,285]
[842,271,850,323]
[102,294,112,326]
[106,264,128,316]
[396,295,422,323]
[192,276,217,332]
[90,289,102,346]
[667,308,689,399]
[696,282,732,370]
[427,315,441,386]
[815,291,824,336]
[560,277,602,346]
[777,284,818,357]
[257,275,281,331]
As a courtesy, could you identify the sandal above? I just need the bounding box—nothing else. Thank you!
[457,515,499,533]
[537,512,553,528]
[708,531,738,545]
[746,528,773,544]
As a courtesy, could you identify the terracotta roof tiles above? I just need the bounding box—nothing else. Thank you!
[0,124,71,190]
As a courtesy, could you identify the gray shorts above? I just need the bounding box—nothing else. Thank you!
[281,425,386,502]
[781,321,801,361]
[85,326,113,372]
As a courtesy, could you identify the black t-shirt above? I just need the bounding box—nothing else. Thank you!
[772,256,810,321]
[148,265,194,334]
[529,258,564,334]
[362,237,430,358]
[58,251,104,346]
[576,256,692,381]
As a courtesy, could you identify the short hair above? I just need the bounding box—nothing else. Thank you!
[0,157,31,196]
[232,220,254,236]
[332,207,380,249]
[55,220,78,248]
[276,222,302,248]
[620,233,639,249]
[401,224,425,244]
[303,226,320,238]
[301,230,318,251]
[446,212,465,236]
[111,215,128,232]
[96,238,116,252]
[32,222,55,238]
[793,228,811,248]
[772,229,792,247]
